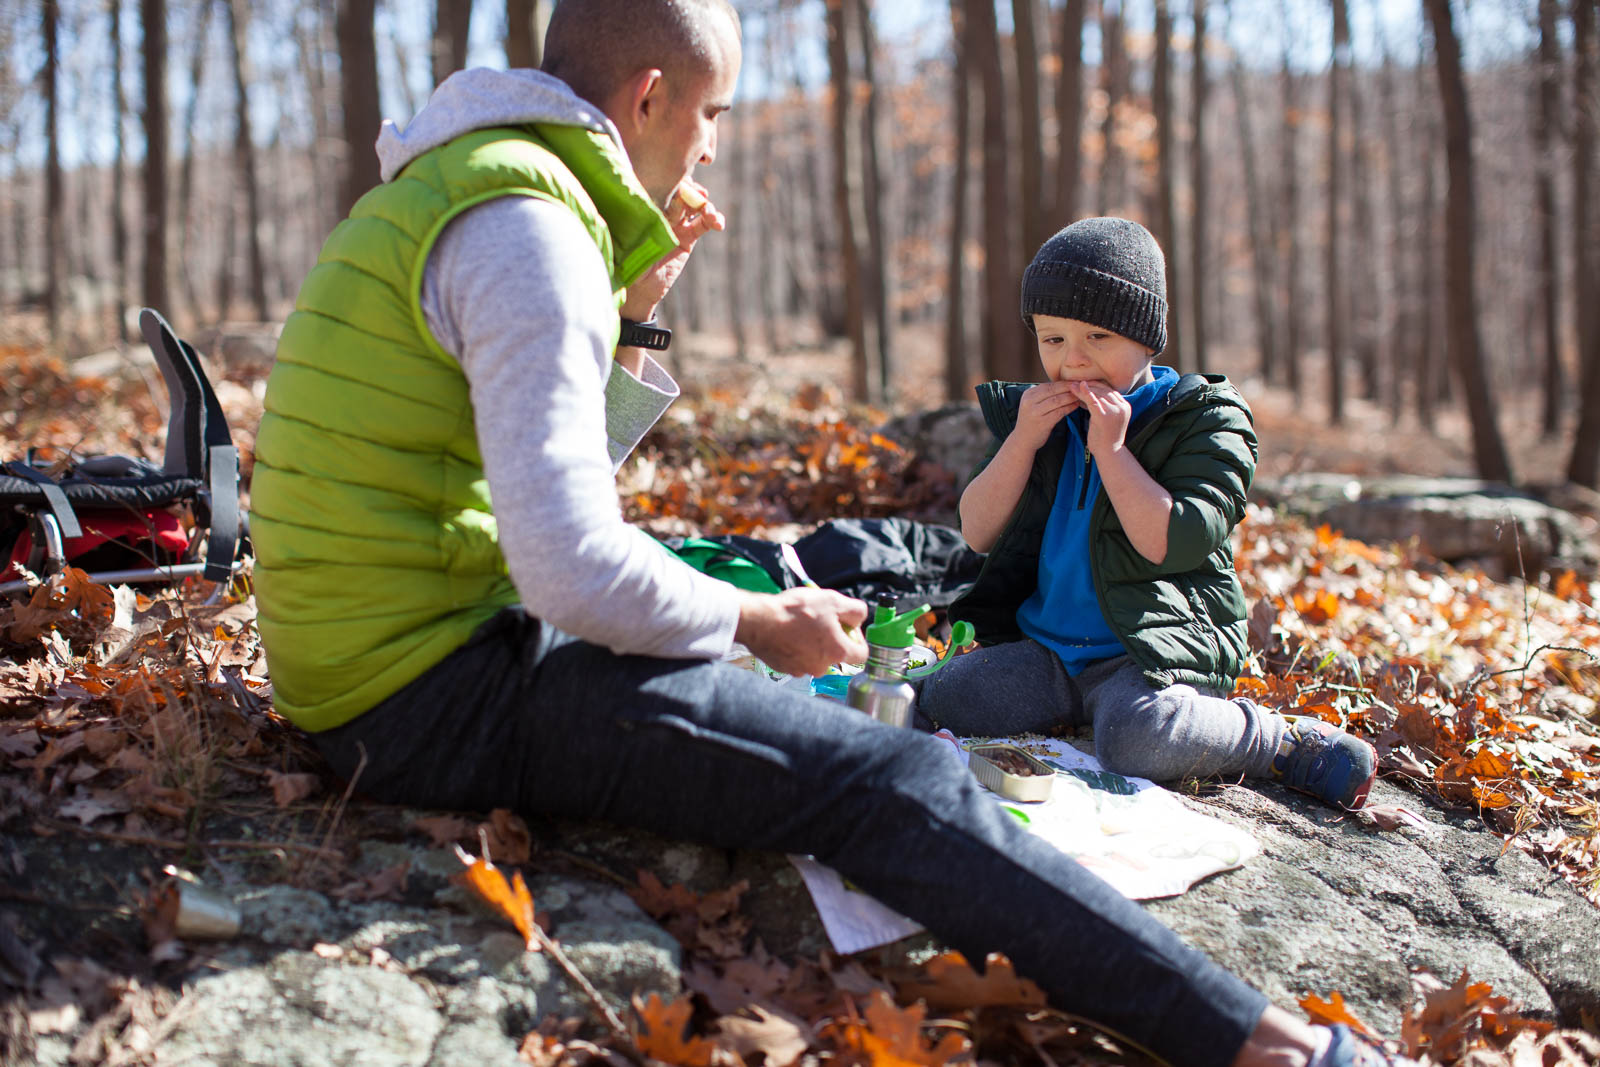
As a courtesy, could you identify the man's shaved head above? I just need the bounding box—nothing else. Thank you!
[542,0,741,108]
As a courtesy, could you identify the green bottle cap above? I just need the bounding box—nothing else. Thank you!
[863,603,930,649]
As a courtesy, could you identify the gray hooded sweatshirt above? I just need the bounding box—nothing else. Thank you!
[375,68,741,661]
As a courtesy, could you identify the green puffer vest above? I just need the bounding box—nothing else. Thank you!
[251,123,676,731]
[950,373,1259,693]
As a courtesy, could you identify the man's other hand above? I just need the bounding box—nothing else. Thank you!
[620,180,726,323]
[734,587,869,678]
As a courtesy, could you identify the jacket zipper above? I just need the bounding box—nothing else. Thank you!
[1075,448,1092,510]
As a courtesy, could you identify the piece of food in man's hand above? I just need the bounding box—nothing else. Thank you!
[674,182,708,210]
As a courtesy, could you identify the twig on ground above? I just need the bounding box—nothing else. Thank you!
[530,921,641,1062]
[546,849,634,889]
[313,741,367,873]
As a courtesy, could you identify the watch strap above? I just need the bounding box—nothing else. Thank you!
[618,318,672,351]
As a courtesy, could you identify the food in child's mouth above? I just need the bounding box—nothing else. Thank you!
[674,182,708,211]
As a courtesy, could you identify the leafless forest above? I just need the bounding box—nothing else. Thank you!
[2,0,1598,486]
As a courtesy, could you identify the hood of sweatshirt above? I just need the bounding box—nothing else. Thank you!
[376,68,627,183]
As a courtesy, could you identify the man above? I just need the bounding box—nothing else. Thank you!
[250,3,1403,1065]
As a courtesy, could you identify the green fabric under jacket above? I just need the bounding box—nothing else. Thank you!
[949,373,1259,693]
[250,123,676,732]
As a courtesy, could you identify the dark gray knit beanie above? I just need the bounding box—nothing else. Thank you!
[1020,216,1168,355]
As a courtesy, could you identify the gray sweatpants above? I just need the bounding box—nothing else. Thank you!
[916,638,1287,784]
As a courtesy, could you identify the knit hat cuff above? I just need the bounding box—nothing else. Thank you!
[1021,262,1168,354]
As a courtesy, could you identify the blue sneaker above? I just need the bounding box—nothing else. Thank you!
[1271,717,1377,811]
[1320,1023,1418,1066]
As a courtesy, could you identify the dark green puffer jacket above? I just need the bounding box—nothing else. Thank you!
[949,373,1258,693]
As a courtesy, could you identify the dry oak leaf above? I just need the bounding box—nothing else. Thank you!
[631,992,727,1067]
[685,943,791,1015]
[331,862,410,903]
[892,951,1047,1012]
[714,1004,812,1066]
[824,990,972,1066]
[268,771,319,808]
[1401,969,1517,1058]
[452,845,544,952]
[482,808,533,866]
[412,813,478,847]
[1300,991,1378,1040]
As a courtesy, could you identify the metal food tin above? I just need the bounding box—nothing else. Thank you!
[968,743,1055,803]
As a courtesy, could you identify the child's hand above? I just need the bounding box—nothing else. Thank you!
[1067,380,1132,458]
[1014,381,1081,450]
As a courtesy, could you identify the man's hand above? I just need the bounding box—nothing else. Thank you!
[1014,380,1081,451]
[1066,379,1133,459]
[734,587,869,678]
[620,180,726,323]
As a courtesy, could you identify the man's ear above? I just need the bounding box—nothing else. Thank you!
[617,67,666,136]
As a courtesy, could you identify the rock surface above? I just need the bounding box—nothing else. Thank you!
[7,771,1600,1065]
[1254,473,1600,577]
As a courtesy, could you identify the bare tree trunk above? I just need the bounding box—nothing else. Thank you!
[433,0,471,86]
[43,0,62,342]
[1280,37,1302,400]
[111,0,129,340]
[505,0,546,70]
[1377,46,1414,424]
[225,0,268,321]
[1097,0,1126,215]
[1417,69,1439,432]
[1325,0,1350,424]
[857,0,894,400]
[178,0,213,322]
[826,0,873,401]
[1153,0,1179,368]
[970,0,1023,380]
[1225,3,1275,381]
[1348,60,1381,403]
[1054,0,1087,224]
[945,0,972,403]
[141,0,171,314]
[338,0,381,216]
[1536,0,1564,438]
[295,2,337,242]
[1189,0,1209,372]
[1013,0,1046,255]
[1423,0,1512,482]
[1569,0,1600,486]
[216,197,235,319]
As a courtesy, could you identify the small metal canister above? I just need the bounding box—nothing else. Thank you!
[969,743,1055,803]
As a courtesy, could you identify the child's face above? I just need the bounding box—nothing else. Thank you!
[1033,314,1155,393]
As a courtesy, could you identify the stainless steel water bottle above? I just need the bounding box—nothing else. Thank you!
[846,601,975,727]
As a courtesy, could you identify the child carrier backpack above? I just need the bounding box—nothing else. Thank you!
[0,308,243,594]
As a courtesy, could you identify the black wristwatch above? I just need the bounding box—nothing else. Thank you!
[618,317,672,351]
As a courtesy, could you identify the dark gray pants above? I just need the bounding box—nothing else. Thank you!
[312,608,1266,1067]
[917,638,1285,784]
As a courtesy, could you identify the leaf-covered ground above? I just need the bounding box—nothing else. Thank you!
[3,341,1600,1065]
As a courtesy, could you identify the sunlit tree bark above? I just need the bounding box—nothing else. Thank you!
[43,0,62,342]
[506,0,546,70]
[141,0,171,314]
[1153,0,1180,368]
[945,0,972,403]
[433,0,471,86]
[1054,0,1086,224]
[1568,0,1600,486]
[1535,0,1564,438]
[337,0,381,216]
[1189,0,1209,373]
[1424,0,1512,481]
[226,0,268,321]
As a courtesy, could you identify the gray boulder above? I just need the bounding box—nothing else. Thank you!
[1254,473,1600,577]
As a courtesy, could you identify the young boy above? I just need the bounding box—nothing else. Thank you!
[918,216,1376,810]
